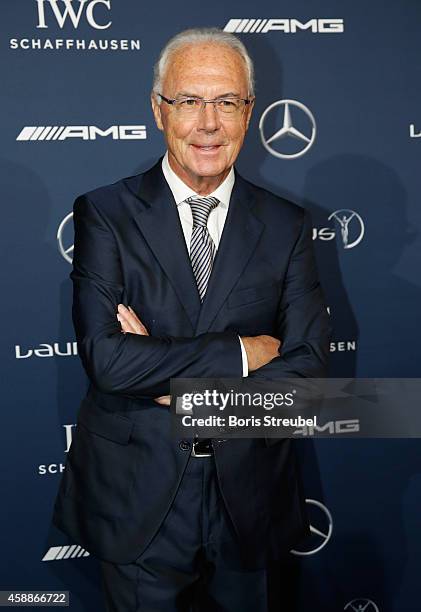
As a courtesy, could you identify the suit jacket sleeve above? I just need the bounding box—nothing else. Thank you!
[250,209,331,380]
[71,194,243,399]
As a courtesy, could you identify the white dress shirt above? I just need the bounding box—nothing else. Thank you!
[161,151,249,377]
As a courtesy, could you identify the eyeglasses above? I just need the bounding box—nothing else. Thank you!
[157,93,253,116]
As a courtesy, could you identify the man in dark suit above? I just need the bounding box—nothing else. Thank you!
[52,27,330,611]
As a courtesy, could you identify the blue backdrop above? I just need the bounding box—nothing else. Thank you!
[1,1,420,610]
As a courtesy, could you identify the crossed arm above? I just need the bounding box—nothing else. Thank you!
[71,195,284,401]
[72,195,329,402]
[115,303,281,405]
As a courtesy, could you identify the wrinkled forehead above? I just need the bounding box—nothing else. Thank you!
[162,42,249,96]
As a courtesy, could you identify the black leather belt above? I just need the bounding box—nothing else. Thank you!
[191,437,213,457]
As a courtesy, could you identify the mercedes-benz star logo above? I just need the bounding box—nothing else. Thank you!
[329,209,365,249]
[57,212,74,264]
[259,99,316,159]
[344,599,380,612]
[291,498,333,556]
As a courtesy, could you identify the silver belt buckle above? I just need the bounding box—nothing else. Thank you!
[191,439,213,458]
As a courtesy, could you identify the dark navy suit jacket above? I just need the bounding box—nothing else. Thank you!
[52,157,331,568]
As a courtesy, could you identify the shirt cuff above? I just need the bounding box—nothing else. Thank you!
[238,336,249,377]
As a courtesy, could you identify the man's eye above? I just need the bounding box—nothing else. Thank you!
[179,98,198,107]
[218,99,237,108]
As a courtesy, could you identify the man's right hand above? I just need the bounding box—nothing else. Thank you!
[117,304,170,405]
[240,335,281,372]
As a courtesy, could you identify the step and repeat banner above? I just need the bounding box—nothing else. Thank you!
[1,1,420,610]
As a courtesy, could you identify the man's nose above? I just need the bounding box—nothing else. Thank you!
[196,101,221,131]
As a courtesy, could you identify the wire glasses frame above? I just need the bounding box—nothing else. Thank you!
[156,93,254,115]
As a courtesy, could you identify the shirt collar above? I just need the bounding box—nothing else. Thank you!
[161,150,234,208]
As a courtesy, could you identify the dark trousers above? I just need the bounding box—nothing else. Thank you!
[99,453,269,611]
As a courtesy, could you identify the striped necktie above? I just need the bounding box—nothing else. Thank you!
[186,196,220,301]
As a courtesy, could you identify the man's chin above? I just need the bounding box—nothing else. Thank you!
[186,158,229,179]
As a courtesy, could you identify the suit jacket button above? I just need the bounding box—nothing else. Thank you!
[179,440,191,451]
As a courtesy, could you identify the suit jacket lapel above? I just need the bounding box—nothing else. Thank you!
[128,159,265,336]
[195,171,264,335]
[129,159,201,330]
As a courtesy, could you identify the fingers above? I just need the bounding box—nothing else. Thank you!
[117,304,149,335]
[127,306,142,325]
[154,395,171,406]
[268,335,281,357]
[242,335,282,371]
[127,306,149,335]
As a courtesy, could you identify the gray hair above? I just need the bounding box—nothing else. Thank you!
[152,27,255,100]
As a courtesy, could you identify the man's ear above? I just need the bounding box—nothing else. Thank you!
[244,97,255,131]
[151,92,164,131]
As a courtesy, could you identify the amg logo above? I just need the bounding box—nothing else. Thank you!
[223,18,344,34]
[42,545,90,561]
[36,0,112,30]
[16,125,147,141]
[294,419,360,436]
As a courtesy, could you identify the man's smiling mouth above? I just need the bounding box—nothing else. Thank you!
[191,144,222,150]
